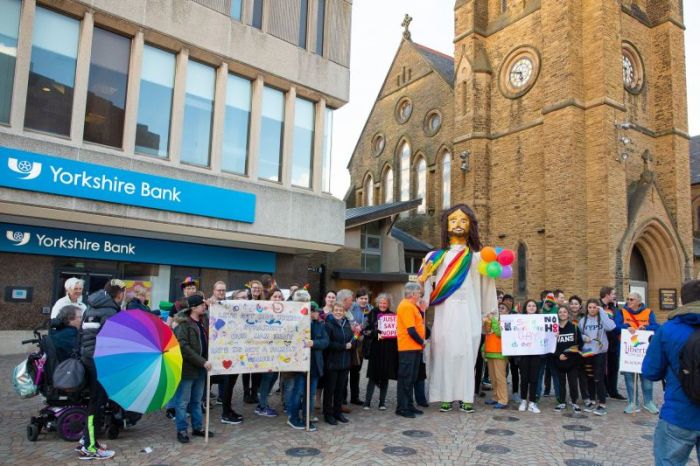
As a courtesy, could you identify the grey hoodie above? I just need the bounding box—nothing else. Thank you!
[578,307,617,354]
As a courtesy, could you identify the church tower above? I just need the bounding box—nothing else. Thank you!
[452,0,691,312]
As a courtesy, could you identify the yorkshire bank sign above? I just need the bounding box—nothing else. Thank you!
[0,146,255,223]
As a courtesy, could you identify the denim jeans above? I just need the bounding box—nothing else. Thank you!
[536,357,561,399]
[175,369,206,432]
[654,418,700,466]
[623,372,653,405]
[258,372,278,409]
[302,376,319,421]
[286,373,308,424]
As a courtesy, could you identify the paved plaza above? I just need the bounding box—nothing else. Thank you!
[2,354,697,466]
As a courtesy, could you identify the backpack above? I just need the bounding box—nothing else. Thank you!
[53,356,85,392]
[678,328,700,404]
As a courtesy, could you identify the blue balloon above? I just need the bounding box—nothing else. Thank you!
[495,247,504,255]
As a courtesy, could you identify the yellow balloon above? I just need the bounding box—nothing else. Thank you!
[477,260,488,276]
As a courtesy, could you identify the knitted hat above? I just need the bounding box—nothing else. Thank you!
[180,276,199,290]
[544,293,556,306]
[186,295,205,308]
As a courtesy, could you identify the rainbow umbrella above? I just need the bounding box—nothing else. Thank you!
[94,310,182,414]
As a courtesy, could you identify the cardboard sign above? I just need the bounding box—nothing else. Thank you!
[208,300,310,375]
[378,314,397,339]
[619,328,654,374]
[500,314,559,356]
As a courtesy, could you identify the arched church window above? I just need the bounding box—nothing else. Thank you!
[364,174,373,206]
[415,157,426,214]
[400,141,410,202]
[384,167,394,203]
[442,151,451,210]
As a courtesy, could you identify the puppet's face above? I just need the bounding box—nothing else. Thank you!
[447,210,470,244]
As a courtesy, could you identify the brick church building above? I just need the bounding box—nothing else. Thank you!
[346,0,692,313]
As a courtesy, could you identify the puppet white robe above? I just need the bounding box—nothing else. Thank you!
[424,245,498,403]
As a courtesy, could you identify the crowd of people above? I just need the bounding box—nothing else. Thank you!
[44,272,700,464]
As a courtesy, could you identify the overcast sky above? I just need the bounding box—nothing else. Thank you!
[329,1,700,199]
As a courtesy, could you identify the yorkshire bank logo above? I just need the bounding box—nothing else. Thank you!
[5,231,30,246]
[8,158,42,180]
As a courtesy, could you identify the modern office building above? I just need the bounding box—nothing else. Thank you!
[0,0,351,338]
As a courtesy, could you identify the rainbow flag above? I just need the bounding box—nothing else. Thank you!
[630,334,641,347]
[580,349,596,358]
[429,248,472,306]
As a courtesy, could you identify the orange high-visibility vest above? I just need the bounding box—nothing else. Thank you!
[622,308,652,329]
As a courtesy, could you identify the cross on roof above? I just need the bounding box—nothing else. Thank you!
[402,14,413,40]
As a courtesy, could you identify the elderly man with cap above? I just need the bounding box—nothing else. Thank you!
[51,277,86,319]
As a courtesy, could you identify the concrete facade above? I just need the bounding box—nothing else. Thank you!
[0,0,352,332]
[347,1,691,314]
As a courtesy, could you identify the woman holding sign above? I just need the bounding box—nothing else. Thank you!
[579,299,617,416]
[518,300,544,413]
[363,294,399,410]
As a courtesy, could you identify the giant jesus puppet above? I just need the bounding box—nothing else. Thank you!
[418,203,499,413]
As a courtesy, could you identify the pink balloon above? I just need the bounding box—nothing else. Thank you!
[497,249,515,266]
[500,265,513,279]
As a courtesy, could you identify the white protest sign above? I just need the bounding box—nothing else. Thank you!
[500,314,559,356]
[208,300,310,375]
[619,328,654,374]
[377,314,397,339]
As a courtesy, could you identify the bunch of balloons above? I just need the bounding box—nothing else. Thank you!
[477,246,515,279]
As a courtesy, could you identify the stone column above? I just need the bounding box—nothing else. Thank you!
[9,0,36,131]
[210,62,229,172]
[168,48,189,165]
[311,98,326,193]
[122,30,144,154]
[246,75,264,180]
[281,86,296,187]
[70,9,94,143]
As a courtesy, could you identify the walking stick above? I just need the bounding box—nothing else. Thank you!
[205,373,211,443]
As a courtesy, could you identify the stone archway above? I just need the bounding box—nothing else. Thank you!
[626,220,683,315]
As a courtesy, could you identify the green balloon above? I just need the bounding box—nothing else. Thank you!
[486,261,502,278]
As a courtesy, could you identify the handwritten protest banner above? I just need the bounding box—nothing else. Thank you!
[378,314,397,339]
[500,314,559,356]
[208,300,310,375]
[619,329,653,374]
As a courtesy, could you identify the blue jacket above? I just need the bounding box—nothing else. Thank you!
[642,302,700,431]
[615,303,660,332]
[309,319,329,378]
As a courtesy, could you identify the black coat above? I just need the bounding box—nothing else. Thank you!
[80,290,121,362]
[50,325,79,363]
[364,309,398,382]
[174,311,209,379]
[309,320,329,377]
[323,315,353,371]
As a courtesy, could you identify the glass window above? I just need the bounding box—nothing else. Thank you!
[299,0,309,48]
[231,0,243,20]
[321,108,333,192]
[259,86,284,181]
[517,243,527,295]
[83,28,130,147]
[361,224,382,272]
[400,142,410,202]
[291,97,314,187]
[364,175,373,206]
[181,60,215,166]
[384,167,393,203]
[135,45,175,157]
[0,0,20,124]
[24,7,80,136]
[416,157,426,213]
[442,152,451,209]
[251,0,263,29]
[221,73,252,175]
[315,0,325,55]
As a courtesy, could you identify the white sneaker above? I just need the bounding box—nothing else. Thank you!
[518,400,527,412]
[79,446,115,460]
[528,402,541,414]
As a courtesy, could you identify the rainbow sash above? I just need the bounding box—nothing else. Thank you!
[424,248,472,306]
